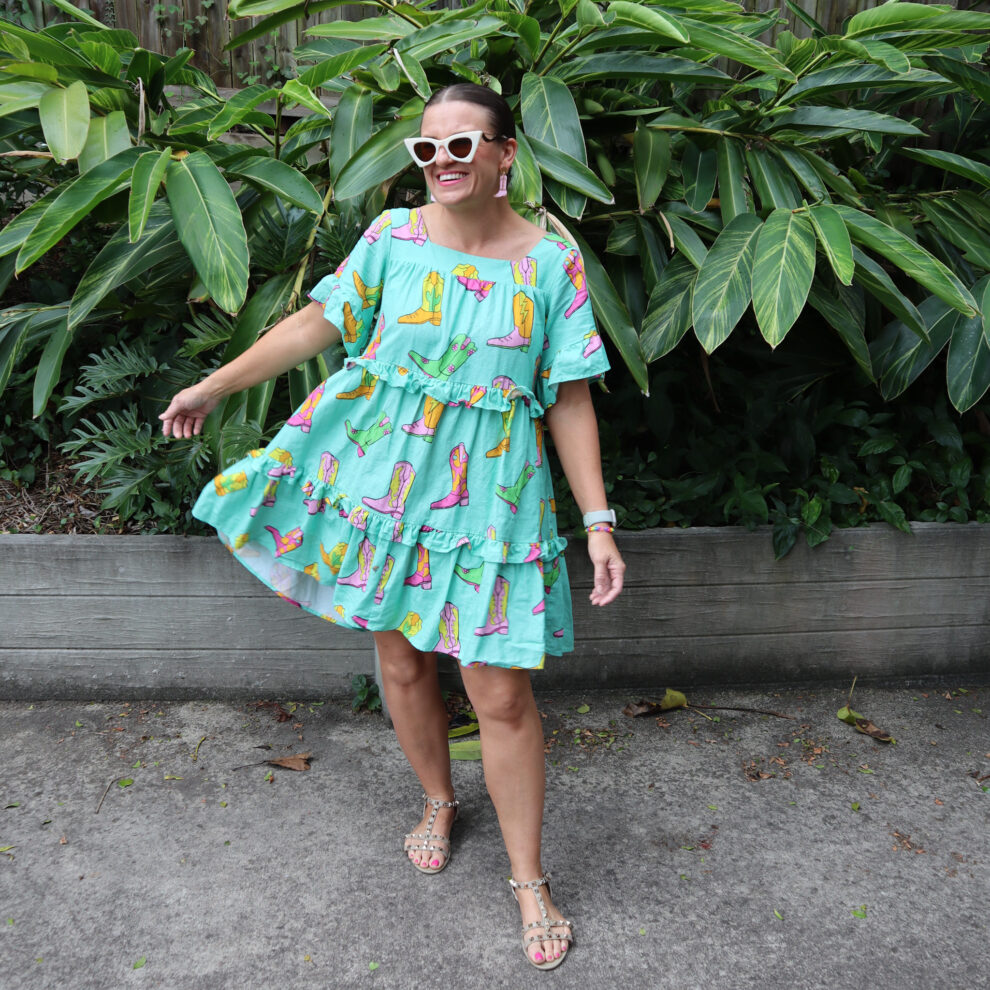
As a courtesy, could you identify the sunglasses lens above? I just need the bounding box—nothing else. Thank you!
[447,137,474,160]
[412,141,437,163]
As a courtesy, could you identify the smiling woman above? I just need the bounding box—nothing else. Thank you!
[158,82,624,971]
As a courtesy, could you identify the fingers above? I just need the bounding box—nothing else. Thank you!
[589,550,625,606]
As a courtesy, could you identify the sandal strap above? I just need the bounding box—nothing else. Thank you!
[508,872,551,891]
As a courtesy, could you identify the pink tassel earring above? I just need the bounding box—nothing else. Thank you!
[494,170,508,198]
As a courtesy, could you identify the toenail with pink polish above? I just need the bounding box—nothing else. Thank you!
[533,953,544,962]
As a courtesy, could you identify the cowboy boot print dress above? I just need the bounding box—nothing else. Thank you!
[192,208,609,669]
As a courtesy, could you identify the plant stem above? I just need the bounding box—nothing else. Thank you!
[533,18,570,69]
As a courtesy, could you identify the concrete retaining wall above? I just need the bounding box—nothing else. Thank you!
[2,524,989,699]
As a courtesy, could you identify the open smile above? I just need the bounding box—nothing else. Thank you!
[436,171,469,185]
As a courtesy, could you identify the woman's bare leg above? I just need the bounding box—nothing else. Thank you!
[373,630,456,869]
[459,664,570,964]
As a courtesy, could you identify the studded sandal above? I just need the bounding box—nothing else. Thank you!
[404,795,459,875]
[509,872,574,971]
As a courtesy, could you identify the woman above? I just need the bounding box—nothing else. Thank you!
[160,83,624,971]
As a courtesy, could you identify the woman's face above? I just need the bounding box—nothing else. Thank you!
[418,100,515,209]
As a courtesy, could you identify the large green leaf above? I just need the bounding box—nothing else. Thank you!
[752,209,816,348]
[392,49,430,100]
[773,145,830,203]
[45,0,106,27]
[808,204,853,286]
[635,216,666,294]
[692,212,762,354]
[568,229,648,393]
[665,215,707,270]
[329,84,372,183]
[396,16,505,61]
[78,111,131,173]
[608,1,689,43]
[946,278,990,412]
[128,148,171,242]
[836,206,978,317]
[874,296,959,400]
[72,203,183,330]
[927,55,990,104]
[846,3,990,38]
[716,138,747,224]
[520,73,587,218]
[509,132,543,208]
[0,181,68,259]
[38,80,89,164]
[678,17,796,82]
[16,147,141,274]
[165,151,249,314]
[633,123,669,213]
[899,147,990,189]
[745,147,801,210]
[32,309,72,417]
[306,16,415,42]
[225,2,354,49]
[226,157,324,215]
[297,45,388,89]
[769,106,923,136]
[682,141,717,214]
[556,53,730,86]
[279,80,330,118]
[853,248,926,340]
[807,277,872,381]
[640,254,696,361]
[525,136,613,206]
[334,114,420,201]
[206,84,276,140]
[782,65,944,103]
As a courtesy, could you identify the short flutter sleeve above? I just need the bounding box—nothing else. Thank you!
[537,244,610,410]
[307,211,392,357]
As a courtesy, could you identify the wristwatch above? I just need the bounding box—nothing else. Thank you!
[582,509,616,527]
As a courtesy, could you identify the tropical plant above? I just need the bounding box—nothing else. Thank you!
[2,0,990,530]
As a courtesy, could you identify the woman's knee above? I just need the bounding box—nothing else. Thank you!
[464,668,535,724]
[374,632,435,688]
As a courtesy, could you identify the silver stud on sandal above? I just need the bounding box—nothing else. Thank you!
[509,872,574,971]
[404,794,458,875]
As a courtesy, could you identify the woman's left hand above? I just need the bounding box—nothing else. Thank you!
[587,531,625,606]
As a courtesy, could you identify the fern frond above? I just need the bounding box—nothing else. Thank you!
[60,408,157,480]
[177,311,237,358]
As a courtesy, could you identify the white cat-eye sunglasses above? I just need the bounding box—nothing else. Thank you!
[403,130,501,167]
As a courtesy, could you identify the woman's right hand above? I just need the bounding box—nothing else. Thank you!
[159,382,222,438]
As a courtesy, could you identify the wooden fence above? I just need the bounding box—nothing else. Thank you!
[10,1,988,89]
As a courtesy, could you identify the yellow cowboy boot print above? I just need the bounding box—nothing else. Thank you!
[399,271,444,325]
[342,301,362,343]
[353,269,382,310]
[213,471,248,497]
[336,369,379,401]
[401,395,444,443]
[320,541,349,574]
[486,403,515,458]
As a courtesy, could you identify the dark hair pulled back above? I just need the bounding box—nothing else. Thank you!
[423,83,516,141]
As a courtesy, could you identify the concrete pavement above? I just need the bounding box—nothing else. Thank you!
[1,680,988,989]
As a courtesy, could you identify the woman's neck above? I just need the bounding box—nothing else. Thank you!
[421,200,531,256]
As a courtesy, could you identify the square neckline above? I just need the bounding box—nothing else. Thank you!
[412,207,555,264]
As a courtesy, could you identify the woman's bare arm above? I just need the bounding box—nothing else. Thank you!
[544,379,625,606]
[159,300,340,438]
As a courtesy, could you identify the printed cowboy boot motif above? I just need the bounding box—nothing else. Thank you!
[303,561,320,581]
[495,460,535,513]
[430,443,469,509]
[265,525,303,557]
[543,555,561,594]
[343,505,369,530]
[534,417,544,467]
[486,403,515,458]
[364,316,385,359]
[338,536,376,589]
[408,334,476,380]
[511,256,537,287]
[488,292,533,351]
[233,533,250,550]
[391,208,427,245]
[475,576,509,636]
[403,543,432,589]
[363,212,392,243]
[345,413,391,457]
[401,395,444,442]
[563,249,589,318]
[286,383,325,433]
[353,269,382,310]
[341,301,362,343]
[454,561,484,591]
[336,369,378,400]
[434,602,461,657]
[374,554,395,604]
[320,541,348,574]
[213,471,247,497]
[362,460,416,518]
[399,611,423,638]
[453,263,495,301]
[399,271,444,325]
[446,384,487,408]
[583,326,602,358]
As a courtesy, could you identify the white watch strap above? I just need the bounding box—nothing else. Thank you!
[582,509,616,527]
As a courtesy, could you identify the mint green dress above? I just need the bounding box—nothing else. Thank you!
[192,208,609,669]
